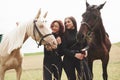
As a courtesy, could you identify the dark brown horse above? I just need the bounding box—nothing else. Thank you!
[77,1,111,80]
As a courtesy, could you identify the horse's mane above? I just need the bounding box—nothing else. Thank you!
[94,18,106,44]
[0,21,31,56]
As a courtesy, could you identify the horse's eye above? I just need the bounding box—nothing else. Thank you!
[42,20,47,23]
[82,13,86,18]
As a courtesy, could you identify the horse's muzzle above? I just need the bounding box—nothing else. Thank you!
[44,41,57,51]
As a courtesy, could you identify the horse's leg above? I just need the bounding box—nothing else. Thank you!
[15,66,22,80]
[101,54,109,80]
[0,66,6,80]
[88,60,93,80]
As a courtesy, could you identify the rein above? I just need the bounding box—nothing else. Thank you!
[33,20,53,48]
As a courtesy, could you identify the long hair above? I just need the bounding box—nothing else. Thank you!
[50,20,65,36]
[64,16,77,33]
[64,16,78,39]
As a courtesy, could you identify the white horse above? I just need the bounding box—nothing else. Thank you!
[0,9,57,80]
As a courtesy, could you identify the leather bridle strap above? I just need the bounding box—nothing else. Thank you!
[33,20,53,48]
[81,16,100,40]
[39,33,53,46]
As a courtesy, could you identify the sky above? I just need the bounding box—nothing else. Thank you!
[0,0,119,53]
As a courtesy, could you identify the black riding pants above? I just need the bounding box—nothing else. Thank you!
[43,56,62,80]
[63,56,81,80]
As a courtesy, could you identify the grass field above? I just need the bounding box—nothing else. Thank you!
[4,43,120,80]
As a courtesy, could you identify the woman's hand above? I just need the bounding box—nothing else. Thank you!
[75,51,88,60]
[75,53,84,60]
[81,50,88,57]
[56,36,62,44]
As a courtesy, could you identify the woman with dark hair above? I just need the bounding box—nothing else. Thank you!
[62,16,87,80]
[43,20,64,80]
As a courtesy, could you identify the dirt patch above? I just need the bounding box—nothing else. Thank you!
[22,55,44,70]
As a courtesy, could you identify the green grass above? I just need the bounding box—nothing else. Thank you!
[24,52,43,56]
[114,42,120,47]
[92,60,120,80]
[5,60,120,80]
[4,57,120,80]
[5,69,43,80]
[4,43,120,80]
[5,69,68,80]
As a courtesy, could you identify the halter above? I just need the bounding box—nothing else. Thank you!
[80,16,100,41]
[33,20,53,48]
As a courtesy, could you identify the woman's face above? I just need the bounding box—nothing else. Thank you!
[51,22,60,34]
[65,18,74,30]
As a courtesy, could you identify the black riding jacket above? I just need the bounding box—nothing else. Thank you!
[44,33,64,57]
[62,29,87,57]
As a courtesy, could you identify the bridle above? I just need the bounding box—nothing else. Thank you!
[33,20,53,48]
[80,14,100,41]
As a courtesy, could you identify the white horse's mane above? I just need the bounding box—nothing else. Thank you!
[0,9,49,56]
[0,21,33,56]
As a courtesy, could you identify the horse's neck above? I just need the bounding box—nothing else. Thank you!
[91,30,105,48]
[25,20,34,39]
[23,33,29,43]
[20,20,33,43]
[98,22,106,39]
[21,20,34,44]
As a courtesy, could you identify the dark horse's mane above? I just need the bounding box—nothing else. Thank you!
[93,15,106,44]
[77,1,111,80]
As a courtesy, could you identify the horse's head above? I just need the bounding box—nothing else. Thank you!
[82,1,106,27]
[78,1,106,44]
[31,9,57,51]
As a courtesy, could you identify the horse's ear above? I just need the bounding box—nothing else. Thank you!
[86,0,90,8]
[16,22,19,26]
[35,8,41,19]
[97,1,106,10]
[43,11,48,18]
